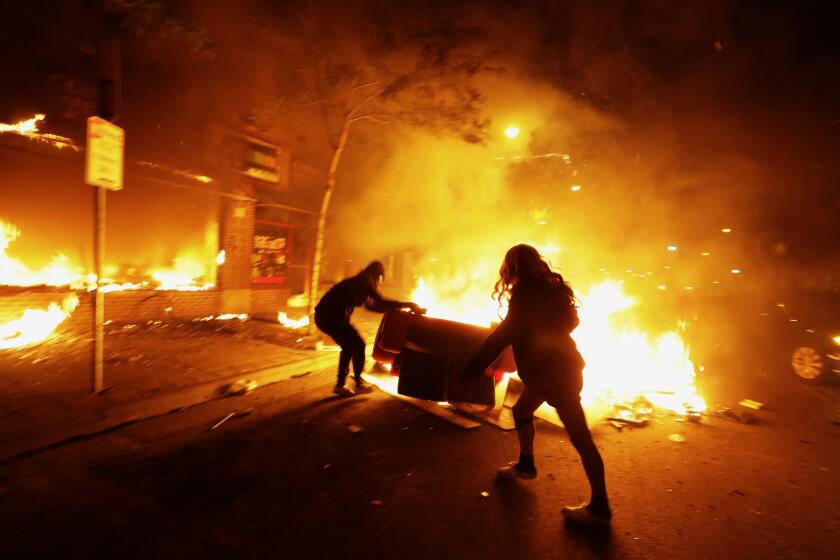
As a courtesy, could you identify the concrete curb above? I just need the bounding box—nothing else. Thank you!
[0,351,338,464]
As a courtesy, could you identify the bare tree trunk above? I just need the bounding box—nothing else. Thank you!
[307,114,352,333]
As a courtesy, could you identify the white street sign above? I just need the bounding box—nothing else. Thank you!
[85,116,124,190]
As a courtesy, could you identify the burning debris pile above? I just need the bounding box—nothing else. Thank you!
[408,276,707,424]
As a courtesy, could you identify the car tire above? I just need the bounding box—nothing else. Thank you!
[790,345,829,383]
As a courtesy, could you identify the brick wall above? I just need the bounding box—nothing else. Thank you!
[0,286,293,335]
[219,199,255,290]
[1,289,220,334]
[250,287,291,315]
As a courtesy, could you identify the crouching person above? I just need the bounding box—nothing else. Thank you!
[315,260,424,396]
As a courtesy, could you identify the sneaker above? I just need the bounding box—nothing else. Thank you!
[497,461,537,480]
[333,385,355,397]
[354,383,374,395]
[561,503,612,527]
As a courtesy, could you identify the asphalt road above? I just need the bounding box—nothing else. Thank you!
[0,354,837,559]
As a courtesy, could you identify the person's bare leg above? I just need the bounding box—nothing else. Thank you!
[551,394,611,524]
[499,386,546,478]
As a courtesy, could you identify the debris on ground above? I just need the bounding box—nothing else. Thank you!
[209,409,253,431]
[668,433,686,443]
[606,396,653,428]
[347,424,365,434]
[709,405,758,424]
[226,379,258,396]
[291,371,312,379]
[210,412,236,431]
[479,491,490,498]
[738,399,765,410]
[370,499,383,506]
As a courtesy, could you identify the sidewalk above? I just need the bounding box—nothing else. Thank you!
[0,311,371,462]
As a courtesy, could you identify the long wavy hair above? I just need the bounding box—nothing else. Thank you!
[493,244,576,308]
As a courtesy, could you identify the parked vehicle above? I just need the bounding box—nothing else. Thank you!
[776,295,840,383]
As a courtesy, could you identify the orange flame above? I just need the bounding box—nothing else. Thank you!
[0,114,80,151]
[411,278,705,416]
[277,311,309,329]
[0,294,79,350]
[1,221,86,288]
[1,219,217,292]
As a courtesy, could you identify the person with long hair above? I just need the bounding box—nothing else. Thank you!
[463,244,611,526]
[315,261,424,396]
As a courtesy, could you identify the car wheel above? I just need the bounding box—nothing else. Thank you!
[790,345,829,383]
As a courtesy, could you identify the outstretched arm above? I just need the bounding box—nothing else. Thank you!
[462,298,521,375]
[364,285,425,314]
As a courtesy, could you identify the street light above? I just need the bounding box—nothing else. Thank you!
[504,126,520,139]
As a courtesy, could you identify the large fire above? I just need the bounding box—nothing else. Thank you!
[1,221,87,288]
[0,294,79,350]
[0,219,217,347]
[1,219,216,292]
[410,277,706,417]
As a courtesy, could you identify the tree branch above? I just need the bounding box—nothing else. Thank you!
[348,113,391,124]
[347,88,384,118]
[353,81,380,90]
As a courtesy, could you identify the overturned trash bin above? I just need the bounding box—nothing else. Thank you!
[374,309,515,406]
[397,347,495,405]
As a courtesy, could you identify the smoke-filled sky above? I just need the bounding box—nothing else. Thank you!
[325,0,839,296]
[1,0,838,296]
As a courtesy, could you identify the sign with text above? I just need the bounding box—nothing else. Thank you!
[85,116,124,190]
[252,228,289,284]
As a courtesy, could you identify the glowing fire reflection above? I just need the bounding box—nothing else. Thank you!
[0,294,79,349]
[411,278,706,416]
[278,312,310,329]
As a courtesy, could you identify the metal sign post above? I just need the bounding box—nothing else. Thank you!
[85,116,124,393]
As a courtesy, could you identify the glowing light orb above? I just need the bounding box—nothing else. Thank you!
[504,126,520,139]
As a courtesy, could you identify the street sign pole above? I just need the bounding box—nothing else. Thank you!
[85,115,124,393]
[93,185,105,393]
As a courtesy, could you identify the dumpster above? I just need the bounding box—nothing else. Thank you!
[373,309,516,405]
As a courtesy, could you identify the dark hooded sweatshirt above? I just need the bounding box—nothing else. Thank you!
[314,272,403,324]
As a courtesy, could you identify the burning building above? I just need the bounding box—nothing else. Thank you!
[0,4,328,348]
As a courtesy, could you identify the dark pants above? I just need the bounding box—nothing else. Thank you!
[513,385,607,498]
[315,315,365,386]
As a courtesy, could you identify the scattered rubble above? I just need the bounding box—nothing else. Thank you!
[709,405,758,424]
[226,379,258,396]
[347,424,365,434]
[668,434,686,443]
[210,409,253,431]
[738,399,764,410]
[606,396,653,428]
[211,412,236,430]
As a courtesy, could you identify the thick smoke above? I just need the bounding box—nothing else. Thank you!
[326,0,839,307]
